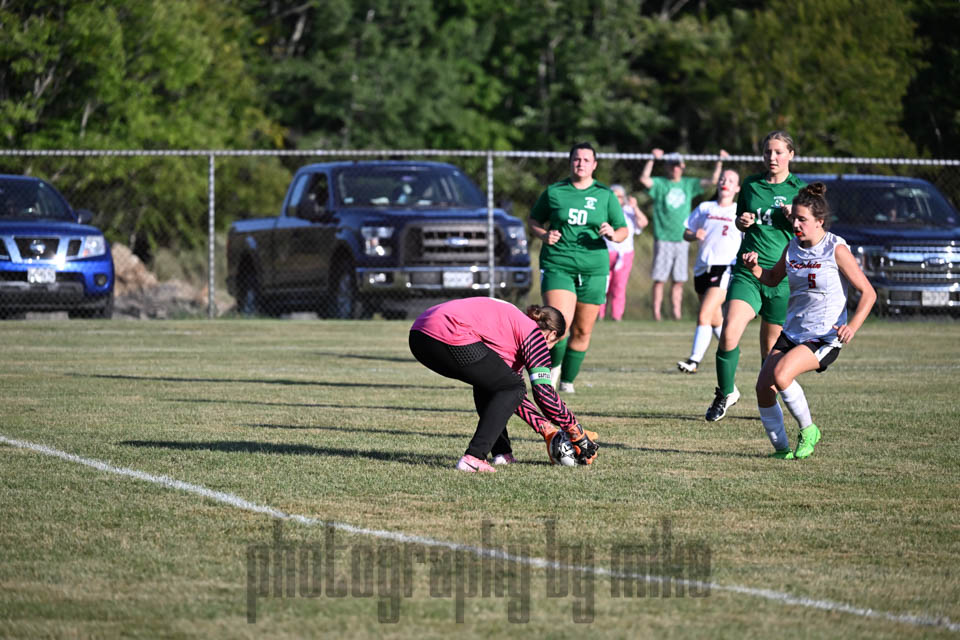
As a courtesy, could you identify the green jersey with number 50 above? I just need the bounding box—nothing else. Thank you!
[735,172,806,270]
[530,179,626,275]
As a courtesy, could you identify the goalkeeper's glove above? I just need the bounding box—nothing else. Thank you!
[566,423,599,465]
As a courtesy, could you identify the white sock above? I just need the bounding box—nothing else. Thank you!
[690,325,713,363]
[758,402,790,451]
[712,325,722,340]
[780,381,813,429]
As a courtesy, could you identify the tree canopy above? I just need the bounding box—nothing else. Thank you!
[1,1,946,155]
[0,0,952,255]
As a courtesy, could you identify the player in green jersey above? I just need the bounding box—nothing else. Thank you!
[705,130,807,422]
[529,142,628,393]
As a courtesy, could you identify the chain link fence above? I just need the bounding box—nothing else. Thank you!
[2,150,959,320]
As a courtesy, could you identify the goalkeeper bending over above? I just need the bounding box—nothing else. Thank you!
[409,297,599,473]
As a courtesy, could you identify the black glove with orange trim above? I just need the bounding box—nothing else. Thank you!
[565,423,599,465]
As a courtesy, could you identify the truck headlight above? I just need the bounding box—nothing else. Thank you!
[504,224,528,256]
[81,235,107,258]
[362,226,394,257]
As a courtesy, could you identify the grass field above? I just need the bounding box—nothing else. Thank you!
[2,316,959,638]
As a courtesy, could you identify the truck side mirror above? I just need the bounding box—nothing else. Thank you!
[297,196,330,221]
[76,209,94,224]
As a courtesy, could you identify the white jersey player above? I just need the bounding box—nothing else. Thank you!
[687,200,742,279]
[783,231,849,346]
[742,182,876,460]
[678,170,742,374]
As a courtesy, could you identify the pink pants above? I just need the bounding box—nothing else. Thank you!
[598,250,634,320]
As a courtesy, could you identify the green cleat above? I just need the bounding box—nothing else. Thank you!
[794,424,821,459]
[770,449,795,460]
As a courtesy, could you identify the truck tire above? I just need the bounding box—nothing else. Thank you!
[237,268,264,316]
[330,269,362,319]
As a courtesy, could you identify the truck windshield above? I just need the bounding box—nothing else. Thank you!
[0,179,74,221]
[335,167,485,208]
[823,180,960,228]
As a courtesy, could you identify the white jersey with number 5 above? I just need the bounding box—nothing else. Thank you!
[684,201,742,276]
[784,232,849,346]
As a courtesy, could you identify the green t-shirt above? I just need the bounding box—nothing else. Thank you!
[530,179,626,275]
[648,176,704,242]
[735,172,807,270]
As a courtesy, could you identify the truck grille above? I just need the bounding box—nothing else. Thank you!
[872,243,960,286]
[15,237,60,260]
[402,223,504,266]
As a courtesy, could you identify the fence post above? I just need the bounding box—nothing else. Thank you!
[486,151,495,298]
[208,153,216,319]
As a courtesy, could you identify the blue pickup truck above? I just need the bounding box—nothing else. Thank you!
[226,161,532,318]
[0,174,114,319]
[800,174,960,316]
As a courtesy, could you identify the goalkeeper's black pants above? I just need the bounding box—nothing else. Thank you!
[409,330,526,459]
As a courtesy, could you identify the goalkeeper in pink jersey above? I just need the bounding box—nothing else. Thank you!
[409,297,599,472]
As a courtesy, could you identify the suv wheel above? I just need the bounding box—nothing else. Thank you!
[95,291,114,319]
[68,292,114,319]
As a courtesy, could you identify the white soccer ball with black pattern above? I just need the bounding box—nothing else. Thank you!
[546,431,577,467]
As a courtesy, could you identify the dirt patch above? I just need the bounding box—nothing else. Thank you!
[112,243,234,319]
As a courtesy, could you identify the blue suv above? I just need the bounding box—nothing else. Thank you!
[800,174,960,316]
[0,174,114,318]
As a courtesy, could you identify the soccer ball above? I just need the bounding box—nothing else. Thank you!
[546,430,576,467]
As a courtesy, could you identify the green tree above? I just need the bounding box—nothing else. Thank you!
[902,0,960,157]
[706,0,921,158]
[0,0,286,256]
[245,0,516,149]
[484,0,668,152]
[626,10,736,153]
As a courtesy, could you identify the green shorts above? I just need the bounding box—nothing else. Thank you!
[540,269,608,305]
[727,267,789,325]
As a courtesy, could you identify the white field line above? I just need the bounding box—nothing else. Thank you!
[2,433,957,633]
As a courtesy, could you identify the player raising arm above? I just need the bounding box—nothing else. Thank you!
[742,183,876,459]
[408,297,599,472]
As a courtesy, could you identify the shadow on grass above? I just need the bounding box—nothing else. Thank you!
[577,410,761,424]
[172,398,475,414]
[242,423,766,459]
[171,397,759,426]
[246,422,469,440]
[75,373,454,391]
[119,439,449,467]
[312,351,415,364]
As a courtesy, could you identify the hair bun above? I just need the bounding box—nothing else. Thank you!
[805,182,827,198]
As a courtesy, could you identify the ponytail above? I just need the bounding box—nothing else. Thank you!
[526,304,566,338]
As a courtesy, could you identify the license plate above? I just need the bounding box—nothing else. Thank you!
[443,271,474,288]
[921,290,949,307]
[27,267,56,284]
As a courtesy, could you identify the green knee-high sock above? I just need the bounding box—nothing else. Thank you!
[715,346,740,396]
[550,336,569,369]
[561,347,587,383]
